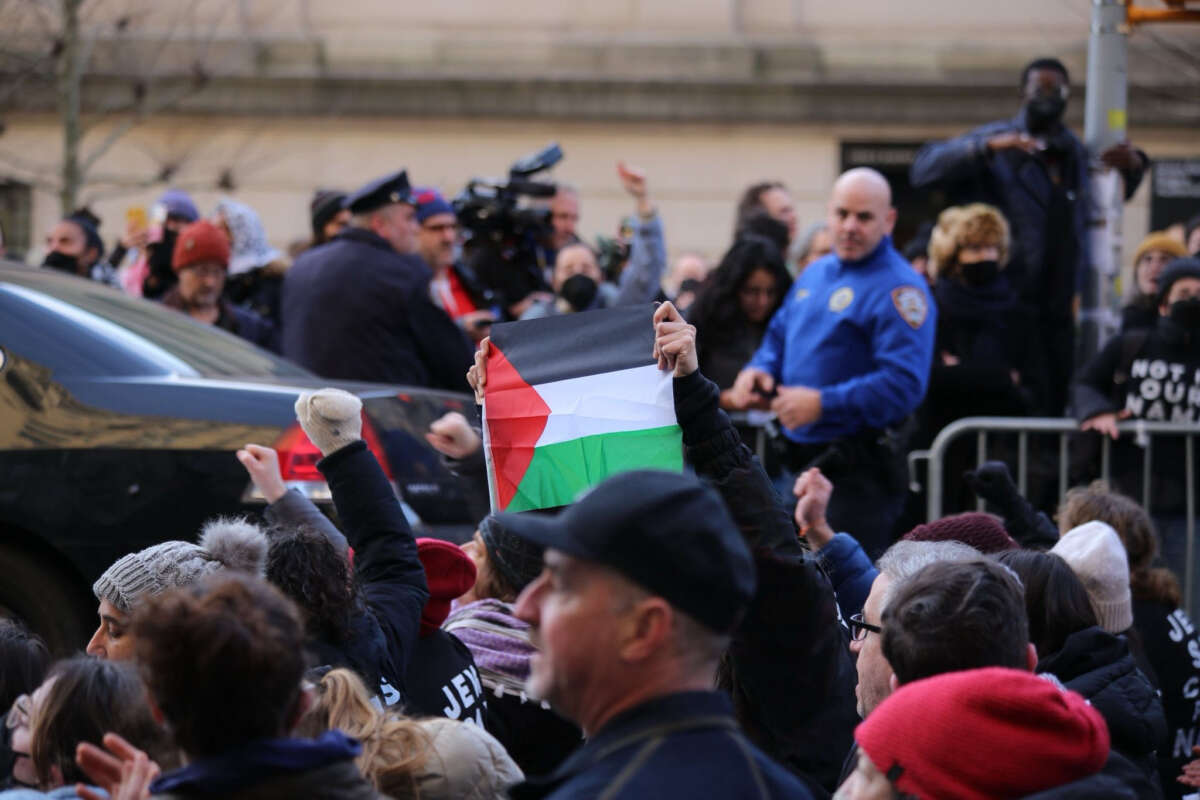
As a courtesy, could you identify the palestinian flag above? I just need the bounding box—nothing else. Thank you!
[483,304,682,512]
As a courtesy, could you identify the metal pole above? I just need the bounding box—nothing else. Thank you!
[1080,0,1129,364]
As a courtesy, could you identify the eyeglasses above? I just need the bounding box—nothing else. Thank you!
[848,613,882,642]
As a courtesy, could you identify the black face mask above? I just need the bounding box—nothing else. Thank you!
[149,229,179,275]
[560,274,598,312]
[1026,96,1066,132]
[42,249,82,275]
[960,260,1000,287]
[678,278,703,295]
[1169,297,1200,330]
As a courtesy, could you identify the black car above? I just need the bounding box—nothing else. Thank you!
[0,263,480,653]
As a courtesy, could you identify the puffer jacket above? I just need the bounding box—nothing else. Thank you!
[414,716,523,800]
[1038,627,1167,797]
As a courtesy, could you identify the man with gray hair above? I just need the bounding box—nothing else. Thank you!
[281,169,473,389]
[849,540,982,721]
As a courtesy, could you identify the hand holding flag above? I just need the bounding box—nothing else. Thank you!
[481,304,683,512]
[652,301,697,378]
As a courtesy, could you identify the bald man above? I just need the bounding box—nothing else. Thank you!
[730,169,935,555]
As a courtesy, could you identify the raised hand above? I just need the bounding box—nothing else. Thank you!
[467,337,490,405]
[652,301,698,378]
[425,412,483,459]
[236,443,288,503]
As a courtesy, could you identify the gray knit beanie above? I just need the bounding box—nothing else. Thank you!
[93,518,269,614]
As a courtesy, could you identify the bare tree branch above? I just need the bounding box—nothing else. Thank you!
[78,73,208,174]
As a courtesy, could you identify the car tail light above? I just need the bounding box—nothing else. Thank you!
[242,410,396,504]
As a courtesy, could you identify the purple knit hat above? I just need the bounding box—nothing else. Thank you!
[902,512,1018,554]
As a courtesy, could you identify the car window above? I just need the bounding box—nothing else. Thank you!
[0,270,312,379]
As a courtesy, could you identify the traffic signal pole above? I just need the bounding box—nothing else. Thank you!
[1080,0,1128,365]
[1080,0,1200,364]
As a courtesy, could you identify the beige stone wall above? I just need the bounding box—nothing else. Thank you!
[6,112,1195,269]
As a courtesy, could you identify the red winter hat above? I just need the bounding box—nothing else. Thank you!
[902,512,1017,554]
[856,667,1110,800]
[172,220,230,273]
[416,538,477,637]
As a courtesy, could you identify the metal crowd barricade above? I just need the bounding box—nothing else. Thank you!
[909,417,1199,618]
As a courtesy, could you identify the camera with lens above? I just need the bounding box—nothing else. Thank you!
[454,143,563,314]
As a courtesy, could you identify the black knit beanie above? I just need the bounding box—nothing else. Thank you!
[479,515,545,594]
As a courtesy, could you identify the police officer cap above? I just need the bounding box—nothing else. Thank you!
[1158,257,1200,305]
[494,470,756,634]
[346,170,414,215]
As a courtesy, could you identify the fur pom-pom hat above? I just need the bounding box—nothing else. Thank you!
[93,517,269,614]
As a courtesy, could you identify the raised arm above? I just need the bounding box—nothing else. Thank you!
[296,390,430,677]
[655,302,859,795]
[613,161,668,306]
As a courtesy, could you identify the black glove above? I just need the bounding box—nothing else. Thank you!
[963,461,1021,514]
[964,460,1058,550]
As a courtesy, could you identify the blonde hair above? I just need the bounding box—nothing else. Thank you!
[296,669,432,799]
[927,203,1011,280]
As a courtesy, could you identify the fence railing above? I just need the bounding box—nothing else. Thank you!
[908,417,1199,618]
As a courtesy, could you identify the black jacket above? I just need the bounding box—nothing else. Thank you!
[303,441,430,708]
[1134,599,1200,800]
[281,229,472,390]
[675,370,859,796]
[911,109,1145,319]
[160,286,279,353]
[1072,317,1200,512]
[1038,626,1167,796]
[509,691,813,800]
[403,629,487,725]
[925,274,1047,421]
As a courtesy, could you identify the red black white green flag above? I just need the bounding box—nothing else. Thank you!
[483,304,683,512]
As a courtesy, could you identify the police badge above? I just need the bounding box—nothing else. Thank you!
[891,286,928,329]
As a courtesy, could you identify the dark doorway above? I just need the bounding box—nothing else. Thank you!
[840,141,944,255]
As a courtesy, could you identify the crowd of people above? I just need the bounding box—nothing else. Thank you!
[4,53,1200,799]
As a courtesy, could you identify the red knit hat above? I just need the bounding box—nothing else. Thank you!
[856,667,1110,800]
[172,220,230,273]
[416,538,477,637]
[902,512,1017,554]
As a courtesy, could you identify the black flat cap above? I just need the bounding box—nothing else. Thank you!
[346,170,413,215]
[496,470,756,633]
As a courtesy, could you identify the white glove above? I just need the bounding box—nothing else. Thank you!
[294,389,363,457]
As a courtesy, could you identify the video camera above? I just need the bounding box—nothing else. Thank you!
[454,144,564,313]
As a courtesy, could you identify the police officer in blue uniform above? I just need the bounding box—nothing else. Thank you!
[731,168,935,556]
[281,170,473,391]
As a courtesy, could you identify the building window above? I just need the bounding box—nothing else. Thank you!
[0,179,33,261]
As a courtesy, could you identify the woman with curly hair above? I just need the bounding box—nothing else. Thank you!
[921,203,1046,436]
[690,232,792,411]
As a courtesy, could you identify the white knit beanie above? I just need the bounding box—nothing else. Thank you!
[93,518,269,614]
[1051,520,1133,634]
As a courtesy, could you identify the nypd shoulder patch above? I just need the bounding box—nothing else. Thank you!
[891,286,928,329]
